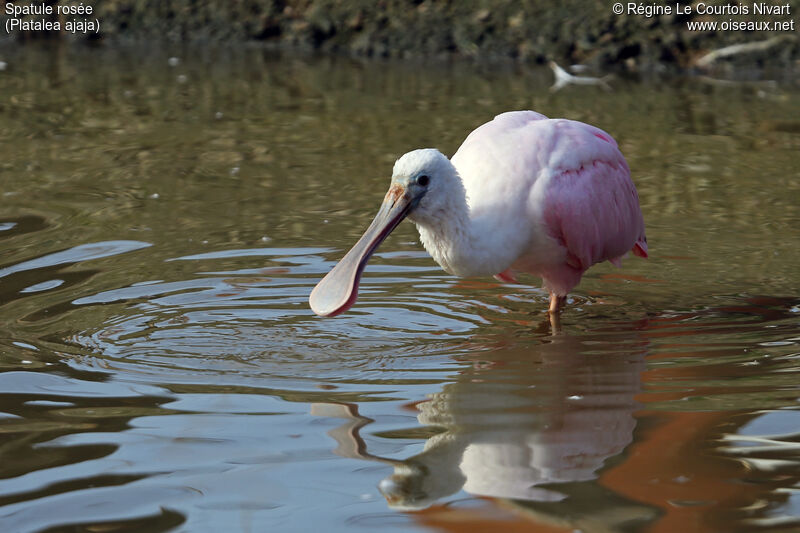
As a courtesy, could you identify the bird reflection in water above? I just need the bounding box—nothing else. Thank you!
[313,331,648,518]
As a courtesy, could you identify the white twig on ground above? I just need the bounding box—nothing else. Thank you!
[549,61,612,92]
[694,36,793,68]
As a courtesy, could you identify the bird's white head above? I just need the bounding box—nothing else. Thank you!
[309,148,462,317]
[391,148,462,227]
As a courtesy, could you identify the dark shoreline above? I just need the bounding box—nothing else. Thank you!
[2,1,798,73]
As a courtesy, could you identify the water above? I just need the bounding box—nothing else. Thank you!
[0,44,798,532]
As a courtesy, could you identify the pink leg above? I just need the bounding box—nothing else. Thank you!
[548,293,566,314]
[493,268,517,284]
[547,293,566,333]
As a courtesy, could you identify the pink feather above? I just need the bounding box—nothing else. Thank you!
[452,111,647,297]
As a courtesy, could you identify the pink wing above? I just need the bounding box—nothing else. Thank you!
[452,111,647,296]
[540,121,647,294]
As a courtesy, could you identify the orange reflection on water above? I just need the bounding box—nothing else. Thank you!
[390,296,799,532]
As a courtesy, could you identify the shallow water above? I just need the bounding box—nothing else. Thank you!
[0,44,799,532]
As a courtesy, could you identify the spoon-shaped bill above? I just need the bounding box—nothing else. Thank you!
[309,185,412,317]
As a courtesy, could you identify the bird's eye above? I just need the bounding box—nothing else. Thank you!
[418,175,430,187]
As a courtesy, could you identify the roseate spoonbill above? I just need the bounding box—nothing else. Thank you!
[309,111,647,318]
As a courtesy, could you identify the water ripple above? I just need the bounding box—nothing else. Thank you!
[64,247,480,390]
[0,240,152,279]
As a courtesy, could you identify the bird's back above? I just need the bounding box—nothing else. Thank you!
[451,111,647,295]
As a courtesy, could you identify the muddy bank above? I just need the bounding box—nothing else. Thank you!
[5,1,799,71]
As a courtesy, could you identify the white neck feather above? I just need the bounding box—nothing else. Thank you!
[409,165,503,277]
[394,149,524,278]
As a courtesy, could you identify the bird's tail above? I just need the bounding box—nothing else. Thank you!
[632,240,648,258]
